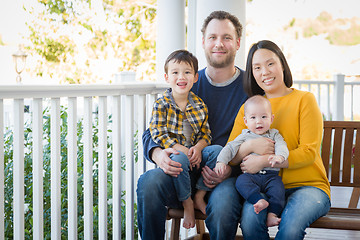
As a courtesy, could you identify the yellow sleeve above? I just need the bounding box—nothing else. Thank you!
[228,105,247,143]
[287,92,323,169]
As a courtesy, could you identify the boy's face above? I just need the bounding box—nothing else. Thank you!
[243,102,274,135]
[165,60,198,96]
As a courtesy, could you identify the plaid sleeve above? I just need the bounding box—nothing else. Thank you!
[197,103,212,145]
[149,98,177,148]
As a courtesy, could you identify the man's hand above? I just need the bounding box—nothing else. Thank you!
[152,147,182,177]
[202,165,231,188]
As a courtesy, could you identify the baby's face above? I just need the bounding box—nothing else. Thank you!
[243,103,273,135]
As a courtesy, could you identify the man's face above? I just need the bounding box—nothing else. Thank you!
[202,19,240,68]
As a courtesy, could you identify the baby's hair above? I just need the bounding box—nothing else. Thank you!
[164,50,198,75]
[244,95,272,116]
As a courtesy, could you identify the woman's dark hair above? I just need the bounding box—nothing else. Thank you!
[243,40,293,97]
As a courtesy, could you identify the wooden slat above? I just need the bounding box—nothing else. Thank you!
[354,128,360,184]
[349,187,360,208]
[331,127,343,184]
[321,126,332,175]
[342,127,354,183]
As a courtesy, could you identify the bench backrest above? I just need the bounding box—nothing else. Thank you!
[321,121,360,208]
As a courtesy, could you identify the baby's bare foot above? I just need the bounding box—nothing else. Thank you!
[253,199,269,214]
[267,212,281,227]
[182,198,195,229]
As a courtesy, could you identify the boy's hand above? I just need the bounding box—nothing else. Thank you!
[188,145,202,170]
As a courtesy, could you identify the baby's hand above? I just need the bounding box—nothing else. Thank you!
[268,155,285,167]
[214,162,227,177]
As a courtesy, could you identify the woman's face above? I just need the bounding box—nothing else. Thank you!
[252,48,287,98]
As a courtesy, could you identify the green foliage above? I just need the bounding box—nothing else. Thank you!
[25,0,157,83]
[3,106,138,239]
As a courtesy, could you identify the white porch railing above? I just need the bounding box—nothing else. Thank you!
[0,82,167,240]
[294,74,360,121]
[0,73,359,240]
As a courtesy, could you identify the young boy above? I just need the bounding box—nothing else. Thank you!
[215,95,289,227]
[149,50,220,229]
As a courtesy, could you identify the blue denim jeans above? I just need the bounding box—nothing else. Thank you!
[137,145,222,239]
[171,145,219,201]
[205,177,243,240]
[240,186,331,240]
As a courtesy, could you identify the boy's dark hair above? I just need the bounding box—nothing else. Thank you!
[243,40,293,97]
[201,10,243,39]
[164,50,198,74]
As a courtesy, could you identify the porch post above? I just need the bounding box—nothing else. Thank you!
[334,73,345,121]
[156,0,186,82]
[188,0,246,70]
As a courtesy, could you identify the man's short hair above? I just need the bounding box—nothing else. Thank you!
[201,10,243,39]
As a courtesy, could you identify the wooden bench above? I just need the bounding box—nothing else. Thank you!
[166,121,360,239]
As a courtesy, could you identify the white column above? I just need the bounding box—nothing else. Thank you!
[334,73,345,121]
[189,0,246,70]
[156,0,186,82]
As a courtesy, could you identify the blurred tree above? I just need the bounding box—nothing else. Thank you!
[25,0,156,83]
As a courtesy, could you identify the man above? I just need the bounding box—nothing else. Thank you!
[137,11,248,239]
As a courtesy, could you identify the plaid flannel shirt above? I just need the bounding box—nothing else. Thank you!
[149,88,212,149]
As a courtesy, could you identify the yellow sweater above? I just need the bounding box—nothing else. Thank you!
[229,89,330,198]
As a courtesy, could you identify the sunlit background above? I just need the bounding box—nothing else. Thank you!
[0,0,359,84]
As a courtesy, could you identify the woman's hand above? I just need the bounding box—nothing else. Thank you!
[251,137,275,155]
[202,165,231,188]
[240,154,270,174]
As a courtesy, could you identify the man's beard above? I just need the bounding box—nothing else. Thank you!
[205,50,236,68]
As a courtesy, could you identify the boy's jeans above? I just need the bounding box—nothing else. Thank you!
[170,145,220,201]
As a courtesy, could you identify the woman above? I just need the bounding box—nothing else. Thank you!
[229,40,330,239]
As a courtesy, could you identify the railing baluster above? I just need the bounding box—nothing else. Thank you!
[98,96,108,240]
[14,99,25,240]
[137,94,146,175]
[33,98,43,240]
[125,95,134,240]
[51,98,61,240]
[68,97,78,240]
[0,99,4,240]
[83,97,93,240]
[112,95,122,240]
